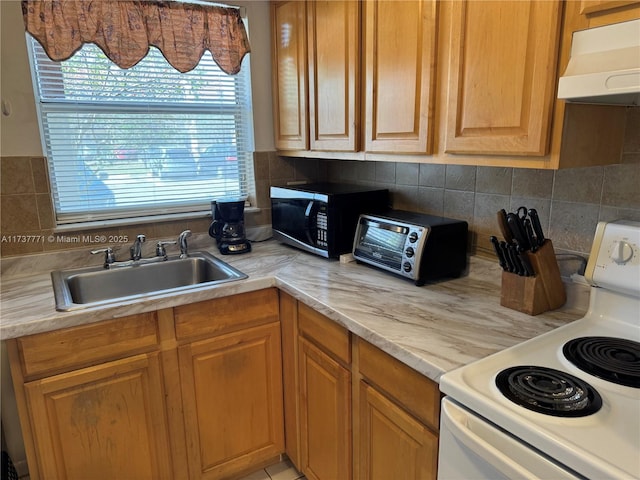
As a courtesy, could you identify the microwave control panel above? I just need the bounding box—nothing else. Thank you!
[316,210,328,248]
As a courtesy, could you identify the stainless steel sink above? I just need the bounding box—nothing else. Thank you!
[51,251,247,311]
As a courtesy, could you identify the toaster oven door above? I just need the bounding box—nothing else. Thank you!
[353,217,409,272]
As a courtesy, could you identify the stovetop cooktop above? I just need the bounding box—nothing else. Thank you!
[440,220,640,480]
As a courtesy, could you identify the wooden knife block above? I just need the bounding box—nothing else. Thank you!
[500,240,566,316]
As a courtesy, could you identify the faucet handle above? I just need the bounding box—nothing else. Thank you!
[156,240,177,258]
[91,247,116,268]
[130,234,147,261]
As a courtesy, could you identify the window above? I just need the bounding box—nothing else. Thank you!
[27,33,254,226]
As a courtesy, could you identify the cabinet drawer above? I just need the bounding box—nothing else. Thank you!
[174,288,279,341]
[16,312,160,380]
[298,302,350,366]
[358,339,440,430]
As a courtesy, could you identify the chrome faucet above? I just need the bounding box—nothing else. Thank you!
[178,230,192,258]
[130,234,146,261]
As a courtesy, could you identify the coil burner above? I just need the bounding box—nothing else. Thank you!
[495,365,602,417]
[563,336,640,388]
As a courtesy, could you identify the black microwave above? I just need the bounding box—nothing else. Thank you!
[271,183,389,258]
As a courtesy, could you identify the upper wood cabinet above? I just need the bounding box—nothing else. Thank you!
[307,0,360,152]
[444,1,562,156]
[271,1,308,150]
[272,0,637,169]
[363,0,438,154]
[578,0,640,24]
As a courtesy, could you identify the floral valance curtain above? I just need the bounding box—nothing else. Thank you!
[21,0,251,74]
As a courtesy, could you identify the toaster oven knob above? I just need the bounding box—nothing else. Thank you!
[405,246,415,258]
[408,232,419,243]
[403,262,412,273]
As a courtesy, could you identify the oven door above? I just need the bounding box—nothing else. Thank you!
[438,398,583,480]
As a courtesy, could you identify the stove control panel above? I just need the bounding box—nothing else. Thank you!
[585,220,640,297]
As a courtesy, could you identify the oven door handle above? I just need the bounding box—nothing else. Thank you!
[440,398,578,480]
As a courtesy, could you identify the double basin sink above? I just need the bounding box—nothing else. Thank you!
[51,251,247,311]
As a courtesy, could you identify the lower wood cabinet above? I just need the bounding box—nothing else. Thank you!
[7,288,284,480]
[358,382,438,480]
[9,288,439,480]
[356,339,440,480]
[24,352,173,480]
[298,337,351,480]
[178,321,284,479]
[280,292,440,480]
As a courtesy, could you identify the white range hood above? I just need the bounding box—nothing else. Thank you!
[558,19,640,105]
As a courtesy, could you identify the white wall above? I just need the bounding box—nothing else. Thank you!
[0,0,43,156]
[0,0,275,157]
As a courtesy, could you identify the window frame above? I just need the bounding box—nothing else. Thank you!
[27,28,256,230]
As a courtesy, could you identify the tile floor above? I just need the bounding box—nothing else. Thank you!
[17,458,303,480]
[239,459,306,480]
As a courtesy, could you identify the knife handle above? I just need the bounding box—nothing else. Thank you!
[506,213,531,251]
[510,244,525,276]
[497,209,513,244]
[500,241,515,273]
[523,218,538,252]
[528,209,545,246]
[517,246,535,276]
[490,236,507,271]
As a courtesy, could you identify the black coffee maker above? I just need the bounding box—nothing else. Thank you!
[209,198,251,255]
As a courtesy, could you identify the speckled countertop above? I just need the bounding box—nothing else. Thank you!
[0,237,589,383]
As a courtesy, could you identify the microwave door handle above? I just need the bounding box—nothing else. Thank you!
[304,200,316,245]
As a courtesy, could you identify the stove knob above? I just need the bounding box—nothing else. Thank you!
[609,240,634,265]
[403,262,412,273]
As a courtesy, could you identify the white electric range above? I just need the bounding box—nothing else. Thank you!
[438,220,640,480]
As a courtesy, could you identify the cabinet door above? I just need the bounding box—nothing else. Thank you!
[24,353,173,480]
[445,0,561,156]
[576,0,640,27]
[299,337,352,480]
[271,1,308,150]
[358,382,438,480]
[364,0,438,154]
[579,0,639,16]
[179,322,285,480]
[307,0,360,152]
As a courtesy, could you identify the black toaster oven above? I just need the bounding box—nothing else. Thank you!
[353,210,468,285]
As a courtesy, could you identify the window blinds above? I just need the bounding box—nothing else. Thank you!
[28,36,254,225]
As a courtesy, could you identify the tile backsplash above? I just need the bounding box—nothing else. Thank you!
[2,108,639,269]
[0,153,268,257]
[259,107,640,276]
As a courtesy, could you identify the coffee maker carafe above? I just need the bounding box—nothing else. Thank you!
[209,198,251,255]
